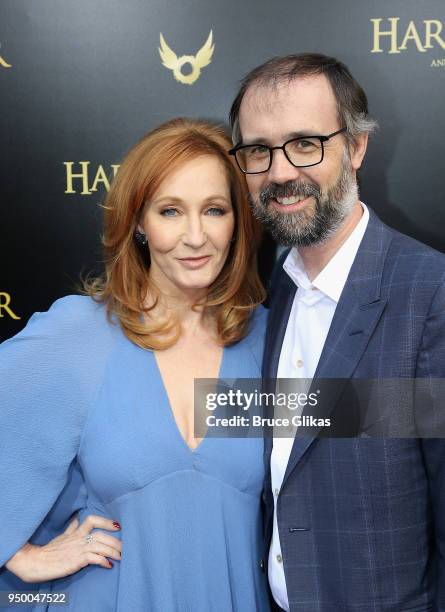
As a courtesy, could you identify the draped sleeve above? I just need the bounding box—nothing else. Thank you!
[0,295,114,568]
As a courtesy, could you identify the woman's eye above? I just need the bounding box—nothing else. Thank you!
[160,208,178,217]
[206,207,225,216]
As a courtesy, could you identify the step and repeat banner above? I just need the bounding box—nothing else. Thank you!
[1,0,444,340]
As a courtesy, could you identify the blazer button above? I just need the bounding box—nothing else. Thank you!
[260,558,265,572]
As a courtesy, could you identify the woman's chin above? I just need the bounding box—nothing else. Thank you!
[173,277,215,294]
[174,270,222,292]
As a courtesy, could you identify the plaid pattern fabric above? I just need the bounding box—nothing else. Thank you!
[262,208,445,611]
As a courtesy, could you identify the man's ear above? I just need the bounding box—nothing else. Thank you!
[349,132,368,171]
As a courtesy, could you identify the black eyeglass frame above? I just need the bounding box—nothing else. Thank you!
[228,127,347,174]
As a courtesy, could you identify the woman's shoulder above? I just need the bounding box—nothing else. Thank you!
[236,304,268,371]
[248,304,268,336]
[19,294,114,342]
[0,294,117,372]
[31,293,106,323]
[0,295,118,426]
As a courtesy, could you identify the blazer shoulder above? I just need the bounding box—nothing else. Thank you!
[386,227,445,280]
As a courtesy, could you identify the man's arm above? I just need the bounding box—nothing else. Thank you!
[416,282,445,610]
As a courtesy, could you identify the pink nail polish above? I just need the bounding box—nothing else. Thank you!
[108,560,113,568]
[112,521,121,529]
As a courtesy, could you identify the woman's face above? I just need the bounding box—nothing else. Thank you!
[138,155,235,297]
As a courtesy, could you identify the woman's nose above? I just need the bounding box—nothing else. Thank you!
[182,216,207,248]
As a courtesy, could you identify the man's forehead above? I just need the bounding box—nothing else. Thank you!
[238,74,338,140]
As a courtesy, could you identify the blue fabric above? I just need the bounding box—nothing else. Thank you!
[262,208,445,611]
[0,296,271,612]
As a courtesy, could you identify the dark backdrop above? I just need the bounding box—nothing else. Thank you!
[1,0,444,340]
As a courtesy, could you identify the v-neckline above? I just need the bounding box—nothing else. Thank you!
[152,346,227,454]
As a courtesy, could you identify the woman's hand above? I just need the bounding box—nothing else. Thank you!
[5,515,122,583]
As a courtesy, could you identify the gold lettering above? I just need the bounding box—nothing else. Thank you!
[399,21,426,52]
[424,20,445,50]
[64,161,91,195]
[111,164,120,177]
[90,165,111,192]
[0,293,20,319]
[371,17,401,54]
[64,162,120,195]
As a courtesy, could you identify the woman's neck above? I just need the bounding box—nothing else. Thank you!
[143,280,214,339]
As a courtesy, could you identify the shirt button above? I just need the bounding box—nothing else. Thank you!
[297,359,304,368]
[276,554,283,563]
[274,488,279,496]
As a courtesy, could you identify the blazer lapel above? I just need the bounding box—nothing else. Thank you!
[281,210,393,487]
[263,272,297,379]
[263,269,297,462]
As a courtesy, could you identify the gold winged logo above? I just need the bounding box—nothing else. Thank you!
[159,30,214,85]
[0,43,12,68]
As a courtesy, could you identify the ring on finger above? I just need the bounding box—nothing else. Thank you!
[84,534,94,545]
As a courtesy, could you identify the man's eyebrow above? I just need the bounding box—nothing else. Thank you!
[240,130,320,146]
[239,137,270,146]
[286,130,321,139]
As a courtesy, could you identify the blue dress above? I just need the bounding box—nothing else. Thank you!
[0,296,270,611]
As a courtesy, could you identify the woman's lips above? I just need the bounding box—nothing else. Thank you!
[177,256,211,269]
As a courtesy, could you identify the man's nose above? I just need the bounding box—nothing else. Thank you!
[266,148,302,184]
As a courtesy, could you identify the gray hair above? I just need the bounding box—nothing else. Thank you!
[229,53,378,147]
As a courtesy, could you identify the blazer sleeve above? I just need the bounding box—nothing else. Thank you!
[0,296,111,569]
[416,282,445,609]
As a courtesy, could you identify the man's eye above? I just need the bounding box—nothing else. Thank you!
[296,139,318,150]
[160,208,178,217]
[206,207,225,216]
[247,145,269,157]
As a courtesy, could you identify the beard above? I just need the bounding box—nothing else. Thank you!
[248,148,358,247]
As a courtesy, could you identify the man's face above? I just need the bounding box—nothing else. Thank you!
[237,74,366,247]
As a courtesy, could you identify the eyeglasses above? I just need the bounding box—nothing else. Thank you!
[229,127,347,174]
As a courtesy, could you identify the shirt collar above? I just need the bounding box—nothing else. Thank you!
[282,202,370,303]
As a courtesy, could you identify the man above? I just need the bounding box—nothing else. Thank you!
[229,54,445,611]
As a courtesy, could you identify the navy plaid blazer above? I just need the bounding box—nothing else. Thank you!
[262,208,445,612]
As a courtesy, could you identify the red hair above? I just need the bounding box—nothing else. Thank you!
[83,117,266,349]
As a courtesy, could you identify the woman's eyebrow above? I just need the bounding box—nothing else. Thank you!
[150,196,183,204]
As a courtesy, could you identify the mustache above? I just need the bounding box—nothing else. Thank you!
[258,180,321,206]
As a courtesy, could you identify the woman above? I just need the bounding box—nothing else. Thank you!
[0,118,270,611]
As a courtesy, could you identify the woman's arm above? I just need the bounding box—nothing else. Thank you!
[0,296,115,570]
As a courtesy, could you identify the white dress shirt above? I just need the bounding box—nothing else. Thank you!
[269,203,370,611]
